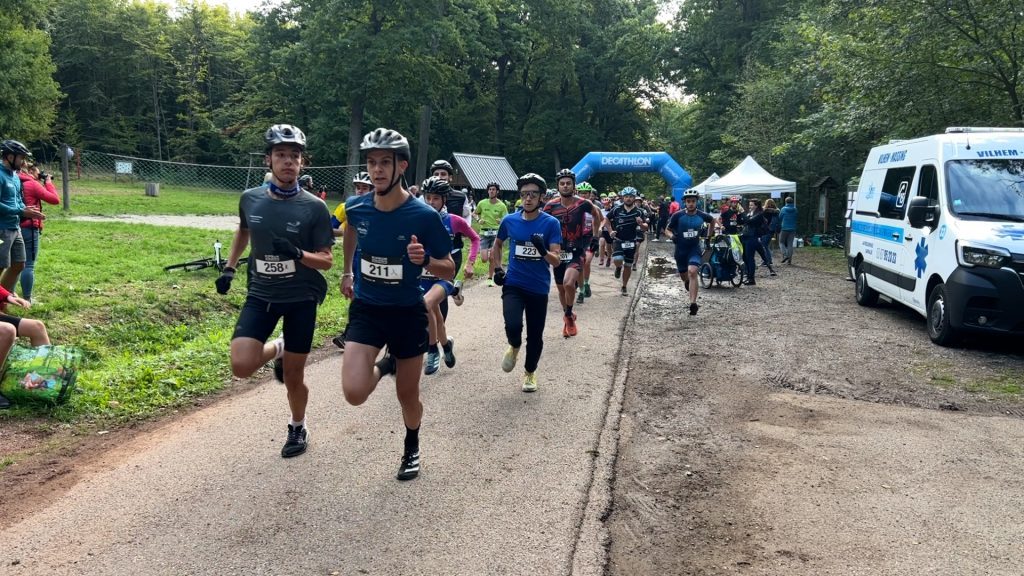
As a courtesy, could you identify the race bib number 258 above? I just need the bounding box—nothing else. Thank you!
[255,258,296,276]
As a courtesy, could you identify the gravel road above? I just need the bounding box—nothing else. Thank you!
[606,242,1024,576]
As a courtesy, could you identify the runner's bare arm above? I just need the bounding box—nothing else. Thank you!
[225,227,249,269]
[490,238,504,276]
[299,247,333,270]
[544,243,561,267]
[341,223,356,299]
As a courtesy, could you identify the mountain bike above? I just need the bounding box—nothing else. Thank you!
[164,240,247,272]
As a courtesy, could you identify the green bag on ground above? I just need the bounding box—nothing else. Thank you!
[0,344,82,405]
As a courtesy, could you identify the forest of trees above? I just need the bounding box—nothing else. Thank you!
[5,0,1024,191]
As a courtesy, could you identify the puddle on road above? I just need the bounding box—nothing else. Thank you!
[640,256,687,311]
[647,257,676,280]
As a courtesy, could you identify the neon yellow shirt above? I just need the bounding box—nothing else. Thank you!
[475,198,508,230]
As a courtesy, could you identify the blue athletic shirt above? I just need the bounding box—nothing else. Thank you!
[497,210,562,295]
[345,193,453,306]
[667,209,714,246]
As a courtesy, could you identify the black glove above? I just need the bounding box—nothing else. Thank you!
[272,237,303,260]
[215,267,235,295]
[493,267,506,286]
[529,233,548,256]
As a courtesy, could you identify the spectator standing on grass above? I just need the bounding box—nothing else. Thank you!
[0,141,44,293]
[18,162,60,302]
[779,196,798,264]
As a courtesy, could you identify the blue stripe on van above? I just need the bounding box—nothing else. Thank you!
[851,219,904,243]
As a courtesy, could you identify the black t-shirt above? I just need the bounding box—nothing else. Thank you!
[606,204,646,243]
[445,189,469,250]
[720,208,741,234]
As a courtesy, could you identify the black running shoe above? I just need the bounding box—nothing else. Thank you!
[397,449,420,481]
[442,338,456,368]
[281,424,308,458]
[689,303,699,316]
[614,266,622,279]
[375,353,397,378]
[273,358,284,383]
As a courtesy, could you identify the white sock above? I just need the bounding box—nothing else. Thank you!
[289,418,305,429]
[272,337,285,360]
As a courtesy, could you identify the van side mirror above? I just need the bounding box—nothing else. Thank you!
[907,196,940,228]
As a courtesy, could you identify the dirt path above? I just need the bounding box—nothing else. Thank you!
[69,214,238,230]
[606,243,1024,575]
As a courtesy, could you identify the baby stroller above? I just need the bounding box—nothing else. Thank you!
[700,234,745,288]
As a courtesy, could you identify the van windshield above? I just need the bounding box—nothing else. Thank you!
[946,159,1024,221]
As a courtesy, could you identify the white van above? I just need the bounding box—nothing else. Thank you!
[847,127,1024,345]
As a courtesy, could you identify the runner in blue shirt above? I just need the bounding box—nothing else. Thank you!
[340,128,454,481]
[666,189,714,315]
[490,173,562,393]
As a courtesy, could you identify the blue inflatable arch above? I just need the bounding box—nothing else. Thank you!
[571,152,693,202]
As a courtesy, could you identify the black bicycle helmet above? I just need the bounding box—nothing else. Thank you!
[517,172,547,191]
[486,181,500,190]
[264,124,306,151]
[430,159,454,175]
[1,139,31,157]
[555,168,576,183]
[298,174,314,189]
[420,176,452,198]
[353,171,372,185]
[360,128,410,160]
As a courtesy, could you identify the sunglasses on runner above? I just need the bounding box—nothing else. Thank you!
[519,189,541,198]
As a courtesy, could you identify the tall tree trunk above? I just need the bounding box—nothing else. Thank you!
[416,104,431,184]
[152,76,162,160]
[495,55,509,155]
[348,94,364,167]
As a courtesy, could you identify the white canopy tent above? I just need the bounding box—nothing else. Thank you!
[690,172,720,196]
[705,156,795,199]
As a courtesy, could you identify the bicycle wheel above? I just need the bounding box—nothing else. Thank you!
[699,263,714,288]
[164,258,215,272]
[732,268,745,287]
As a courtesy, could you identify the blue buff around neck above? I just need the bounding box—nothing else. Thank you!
[268,181,300,198]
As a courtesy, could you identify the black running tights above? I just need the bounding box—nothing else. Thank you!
[501,284,548,373]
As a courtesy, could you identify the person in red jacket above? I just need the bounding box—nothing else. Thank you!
[0,284,51,408]
[19,163,60,302]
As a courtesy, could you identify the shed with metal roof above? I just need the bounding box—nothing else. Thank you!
[450,152,519,193]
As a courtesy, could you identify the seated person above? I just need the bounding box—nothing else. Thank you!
[0,285,50,408]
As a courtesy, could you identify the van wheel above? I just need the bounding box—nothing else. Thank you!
[855,264,879,306]
[927,284,960,346]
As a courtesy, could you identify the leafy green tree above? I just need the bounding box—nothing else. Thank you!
[0,2,61,142]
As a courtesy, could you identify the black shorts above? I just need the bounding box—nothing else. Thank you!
[0,313,22,330]
[345,299,429,359]
[232,296,319,354]
[613,240,639,268]
[582,234,597,253]
[601,230,613,243]
[553,248,585,285]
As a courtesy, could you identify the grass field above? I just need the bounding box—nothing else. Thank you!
[56,178,240,216]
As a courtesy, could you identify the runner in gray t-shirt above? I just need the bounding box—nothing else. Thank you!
[216,124,334,459]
